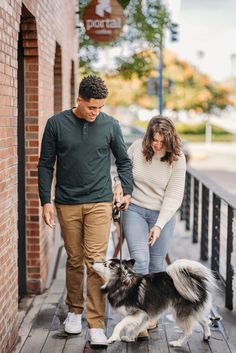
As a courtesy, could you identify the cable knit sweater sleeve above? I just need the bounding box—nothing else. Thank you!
[155,152,186,229]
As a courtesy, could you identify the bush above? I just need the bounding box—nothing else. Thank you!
[176,123,231,136]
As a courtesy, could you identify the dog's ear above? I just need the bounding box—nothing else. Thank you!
[126,259,135,267]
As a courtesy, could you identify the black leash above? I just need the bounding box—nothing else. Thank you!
[112,202,126,265]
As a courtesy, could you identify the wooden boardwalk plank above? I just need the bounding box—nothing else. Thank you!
[148,324,170,353]
[164,315,191,353]
[128,339,149,353]
[208,330,232,353]
[40,330,66,353]
[11,292,48,353]
[18,302,58,353]
[63,334,87,353]
[187,325,212,353]
[12,232,234,353]
[107,306,126,353]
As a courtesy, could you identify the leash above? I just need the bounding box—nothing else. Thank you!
[112,202,172,266]
[112,202,126,264]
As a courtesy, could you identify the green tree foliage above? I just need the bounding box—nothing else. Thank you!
[117,0,130,8]
[79,0,169,72]
[105,50,233,112]
[78,0,233,112]
[78,0,133,74]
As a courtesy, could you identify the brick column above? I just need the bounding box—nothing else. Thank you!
[20,15,43,293]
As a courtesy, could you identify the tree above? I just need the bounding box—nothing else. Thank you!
[78,0,170,74]
[104,50,233,112]
[78,1,233,112]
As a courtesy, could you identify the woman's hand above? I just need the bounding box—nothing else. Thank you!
[149,225,161,246]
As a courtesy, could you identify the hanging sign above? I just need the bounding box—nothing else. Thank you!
[83,0,125,42]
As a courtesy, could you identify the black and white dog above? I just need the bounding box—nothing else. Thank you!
[93,258,216,347]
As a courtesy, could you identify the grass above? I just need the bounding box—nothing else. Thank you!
[179,134,233,143]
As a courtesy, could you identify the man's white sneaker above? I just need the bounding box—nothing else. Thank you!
[64,312,82,334]
[89,328,108,346]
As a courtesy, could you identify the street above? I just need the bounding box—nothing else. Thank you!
[188,142,236,197]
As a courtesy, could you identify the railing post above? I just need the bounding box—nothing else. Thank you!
[201,185,209,261]
[211,193,221,274]
[185,172,191,230]
[192,178,199,243]
[225,205,234,310]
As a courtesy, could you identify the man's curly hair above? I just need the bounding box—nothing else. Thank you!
[79,75,108,100]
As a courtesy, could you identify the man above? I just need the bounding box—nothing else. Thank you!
[38,75,132,345]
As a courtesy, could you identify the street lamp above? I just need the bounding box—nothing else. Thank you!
[230,53,236,78]
[158,22,179,115]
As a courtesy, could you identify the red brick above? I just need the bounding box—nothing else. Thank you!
[0,2,78,351]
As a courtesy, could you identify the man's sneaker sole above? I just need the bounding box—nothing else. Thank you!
[64,327,82,334]
[90,341,108,347]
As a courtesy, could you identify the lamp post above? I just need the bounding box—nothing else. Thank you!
[195,50,211,145]
[157,21,178,115]
[230,53,236,78]
[158,42,164,114]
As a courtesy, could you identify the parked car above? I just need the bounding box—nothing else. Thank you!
[182,140,191,163]
[120,123,145,147]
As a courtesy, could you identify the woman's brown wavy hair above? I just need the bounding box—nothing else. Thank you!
[142,116,181,165]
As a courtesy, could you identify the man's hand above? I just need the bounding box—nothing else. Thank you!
[113,184,131,211]
[149,225,161,246]
[43,203,55,228]
[113,184,123,205]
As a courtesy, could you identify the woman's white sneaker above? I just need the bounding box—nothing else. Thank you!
[64,312,82,334]
[89,328,108,346]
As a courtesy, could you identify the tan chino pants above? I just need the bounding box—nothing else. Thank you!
[55,202,112,328]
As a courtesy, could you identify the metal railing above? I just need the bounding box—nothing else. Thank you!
[180,165,236,310]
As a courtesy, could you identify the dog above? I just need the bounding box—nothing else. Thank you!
[93,258,216,347]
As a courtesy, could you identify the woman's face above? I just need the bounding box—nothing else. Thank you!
[151,132,165,153]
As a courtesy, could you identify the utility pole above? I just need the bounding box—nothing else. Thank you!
[158,43,164,114]
[157,21,178,115]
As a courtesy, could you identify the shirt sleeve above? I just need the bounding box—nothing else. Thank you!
[155,152,186,229]
[111,121,133,195]
[38,118,57,206]
[113,143,134,187]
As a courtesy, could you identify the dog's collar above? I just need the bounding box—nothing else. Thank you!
[122,275,133,287]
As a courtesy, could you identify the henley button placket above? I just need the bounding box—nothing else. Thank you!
[83,122,88,139]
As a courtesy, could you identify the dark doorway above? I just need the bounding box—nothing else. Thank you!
[54,43,62,113]
[70,60,75,107]
[17,29,26,298]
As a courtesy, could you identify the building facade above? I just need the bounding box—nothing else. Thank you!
[0,1,78,351]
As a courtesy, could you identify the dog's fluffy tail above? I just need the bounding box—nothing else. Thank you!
[166,259,216,302]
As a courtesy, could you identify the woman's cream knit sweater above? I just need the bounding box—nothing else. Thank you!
[115,138,186,229]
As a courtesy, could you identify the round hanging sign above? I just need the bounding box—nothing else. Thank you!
[83,0,125,42]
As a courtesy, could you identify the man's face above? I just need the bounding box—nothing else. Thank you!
[76,97,105,122]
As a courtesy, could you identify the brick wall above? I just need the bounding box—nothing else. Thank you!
[0,0,78,352]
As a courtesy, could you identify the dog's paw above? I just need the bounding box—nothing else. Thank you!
[107,335,120,344]
[121,335,136,342]
[169,340,182,347]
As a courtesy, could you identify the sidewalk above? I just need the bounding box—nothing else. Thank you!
[10,218,236,353]
[169,219,236,353]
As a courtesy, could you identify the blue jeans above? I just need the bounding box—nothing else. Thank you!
[122,203,176,274]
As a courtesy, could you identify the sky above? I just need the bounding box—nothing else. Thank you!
[95,0,236,83]
[166,0,236,82]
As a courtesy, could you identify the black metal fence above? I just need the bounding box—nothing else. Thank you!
[180,165,236,310]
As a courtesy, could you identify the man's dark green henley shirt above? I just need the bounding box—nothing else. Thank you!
[38,109,133,206]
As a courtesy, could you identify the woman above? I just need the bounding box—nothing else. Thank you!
[114,116,186,337]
